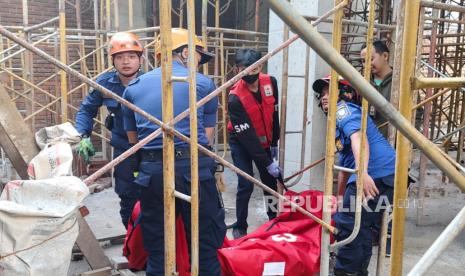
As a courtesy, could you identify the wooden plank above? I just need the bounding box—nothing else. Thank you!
[110,256,129,270]
[80,266,112,276]
[118,269,137,276]
[0,84,39,179]
[76,213,112,269]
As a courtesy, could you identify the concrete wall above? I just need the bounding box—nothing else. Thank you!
[114,0,147,31]
[268,0,334,191]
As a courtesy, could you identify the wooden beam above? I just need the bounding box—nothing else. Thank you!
[75,213,112,269]
[0,84,39,179]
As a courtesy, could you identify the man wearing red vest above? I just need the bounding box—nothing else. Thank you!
[227,49,282,239]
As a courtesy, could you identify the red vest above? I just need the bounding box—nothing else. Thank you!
[227,73,275,148]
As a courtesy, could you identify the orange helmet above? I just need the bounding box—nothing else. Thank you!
[108,32,143,56]
[155,28,214,65]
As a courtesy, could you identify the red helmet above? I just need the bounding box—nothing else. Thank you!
[108,32,143,56]
[313,74,360,104]
[312,74,352,94]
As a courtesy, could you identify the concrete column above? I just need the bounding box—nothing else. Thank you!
[268,0,332,191]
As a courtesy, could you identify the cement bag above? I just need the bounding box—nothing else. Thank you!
[35,122,81,150]
[27,142,73,180]
[0,176,89,276]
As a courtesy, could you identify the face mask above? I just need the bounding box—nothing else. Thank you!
[242,73,259,84]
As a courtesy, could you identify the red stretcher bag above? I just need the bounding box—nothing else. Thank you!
[218,190,335,276]
[123,201,191,275]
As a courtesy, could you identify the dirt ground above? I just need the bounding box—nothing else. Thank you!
[68,155,465,275]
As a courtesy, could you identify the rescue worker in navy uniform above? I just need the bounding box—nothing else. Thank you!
[75,32,144,228]
[312,76,396,276]
[227,49,281,239]
[122,28,226,276]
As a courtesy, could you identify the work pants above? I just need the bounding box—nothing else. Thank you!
[113,147,140,228]
[229,140,278,230]
[334,175,394,274]
[136,153,226,276]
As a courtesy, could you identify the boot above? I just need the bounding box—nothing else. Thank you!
[333,269,359,276]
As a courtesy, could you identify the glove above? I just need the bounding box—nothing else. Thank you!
[270,146,278,161]
[266,160,282,178]
[77,137,95,163]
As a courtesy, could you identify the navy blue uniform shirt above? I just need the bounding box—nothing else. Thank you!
[336,101,396,184]
[75,71,143,150]
[122,61,218,149]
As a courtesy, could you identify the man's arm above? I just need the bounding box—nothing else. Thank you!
[75,89,103,136]
[203,79,219,146]
[350,130,379,199]
[270,76,280,147]
[122,88,138,142]
[337,171,350,196]
[205,127,215,145]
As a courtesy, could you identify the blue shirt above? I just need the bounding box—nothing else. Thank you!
[122,61,218,149]
[75,71,143,150]
[335,101,395,184]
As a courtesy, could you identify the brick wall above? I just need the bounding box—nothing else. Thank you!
[0,0,98,132]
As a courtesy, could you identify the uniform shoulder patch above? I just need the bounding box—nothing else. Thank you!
[263,84,273,97]
[336,104,351,121]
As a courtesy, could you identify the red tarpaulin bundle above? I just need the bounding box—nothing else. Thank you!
[123,201,191,275]
[218,190,334,276]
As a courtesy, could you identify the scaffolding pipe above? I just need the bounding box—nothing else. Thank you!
[0,31,56,64]
[206,27,268,36]
[0,0,351,235]
[304,16,396,30]
[418,4,439,226]
[330,0,375,250]
[59,0,68,123]
[391,1,421,275]
[264,0,465,192]
[413,77,465,89]
[278,23,289,182]
[186,0,199,273]
[421,0,465,13]
[285,46,311,188]
[128,0,133,29]
[159,0,176,273]
[320,0,345,273]
[24,16,59,32]
[407,204,465,275]
[283,156,326,183]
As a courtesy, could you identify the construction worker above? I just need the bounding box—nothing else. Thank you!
[313,76,396,276]
[75,32,144,228]
[122,28,225,276]
[227,49,281,239]
[360,40,392,138]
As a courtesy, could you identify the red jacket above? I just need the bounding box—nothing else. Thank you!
[227,73,275,148]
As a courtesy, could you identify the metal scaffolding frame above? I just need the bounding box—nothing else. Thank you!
[1,0,465,275]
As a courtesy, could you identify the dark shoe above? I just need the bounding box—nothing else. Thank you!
[333,269,359,276]
[232,227,247,239]
[226,222,237,229]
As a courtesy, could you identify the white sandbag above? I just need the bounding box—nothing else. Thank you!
[0,176,89,276]
[27,142,73,180]
[35,122,81,150]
